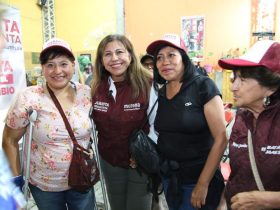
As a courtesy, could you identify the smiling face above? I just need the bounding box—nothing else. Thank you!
[102,40,131,82]
[156,46,185,82]
[42,55,75,90]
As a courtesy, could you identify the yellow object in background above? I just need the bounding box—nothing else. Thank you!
[79,69,85,84]
[222,70,234,105]
[208,70,234,106]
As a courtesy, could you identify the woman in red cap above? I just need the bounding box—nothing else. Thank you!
[218,40,280,210]
[2,38,96,210]
[146,34,227,210]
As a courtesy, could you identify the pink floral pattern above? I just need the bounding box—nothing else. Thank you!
[6,83,92,191]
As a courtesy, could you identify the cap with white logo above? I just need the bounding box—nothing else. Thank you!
[146,33,187,56]
[218,40,280,74]
[40,38,75,60]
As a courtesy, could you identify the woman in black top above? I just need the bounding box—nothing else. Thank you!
[146,34,228,210]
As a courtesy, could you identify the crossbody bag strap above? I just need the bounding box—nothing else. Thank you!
[140,97,159,129]
[46,84,78,146]
[247,129,265,191]
[141,75,201,129]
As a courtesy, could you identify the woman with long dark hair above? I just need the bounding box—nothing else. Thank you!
[146,34,227,210]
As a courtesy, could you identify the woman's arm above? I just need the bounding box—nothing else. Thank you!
[2,125,26,176]
[191,95,228,208]
[231,191,280,210]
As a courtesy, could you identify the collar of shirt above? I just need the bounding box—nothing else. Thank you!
[108,76,117,101]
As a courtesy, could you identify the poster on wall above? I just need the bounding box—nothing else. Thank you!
[251,0,276,43]
[181,16,204,60]
[0,4,26,142]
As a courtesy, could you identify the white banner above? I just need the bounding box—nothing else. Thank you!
[0,4,26,143]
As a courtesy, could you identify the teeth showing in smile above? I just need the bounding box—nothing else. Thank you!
[111,63,122,68]
[53,76,64,80]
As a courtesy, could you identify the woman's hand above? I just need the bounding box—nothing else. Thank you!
[231,191,266,210]
[129,156,137,169]
[191,181,208,208]
[193,95,227,208]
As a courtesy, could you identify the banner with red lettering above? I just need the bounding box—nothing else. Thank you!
[0,5,26,107]
[0,4,26,142]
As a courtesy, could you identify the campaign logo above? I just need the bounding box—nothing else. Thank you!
[0,74,13,84]
[0,60,14,85]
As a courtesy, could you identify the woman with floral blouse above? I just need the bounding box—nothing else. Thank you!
[2,38,96,210]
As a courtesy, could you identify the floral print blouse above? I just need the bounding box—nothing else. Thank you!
[5,82,92,191]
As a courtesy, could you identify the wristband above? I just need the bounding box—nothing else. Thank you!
[11,175,24,190]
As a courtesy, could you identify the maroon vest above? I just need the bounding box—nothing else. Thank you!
[92,79,149,168]
[225,101,280,206]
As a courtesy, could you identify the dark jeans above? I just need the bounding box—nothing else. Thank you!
[29,184,96,210]
[162,170,224,210]
[162,178,196,210]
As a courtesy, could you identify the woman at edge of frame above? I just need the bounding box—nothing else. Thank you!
[218,40,280,210]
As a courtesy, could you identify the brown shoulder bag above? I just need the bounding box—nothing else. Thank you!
[47,84,99,192]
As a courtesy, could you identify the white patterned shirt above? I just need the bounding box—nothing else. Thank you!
[6,82,92,191]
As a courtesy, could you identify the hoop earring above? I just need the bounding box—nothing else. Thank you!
[263,96,271,107]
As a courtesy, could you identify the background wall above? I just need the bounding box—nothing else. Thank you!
[55,0,117,53]
[1,0,43,52]
[1,0,279,104]
[2,0,279,68]
[124,0,280,104]
[1,0,118,71]
[125,0,252,67]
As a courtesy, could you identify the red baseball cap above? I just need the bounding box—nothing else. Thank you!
[146,33,187,55]
[218,40,280,74]
[40,38,75,60]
